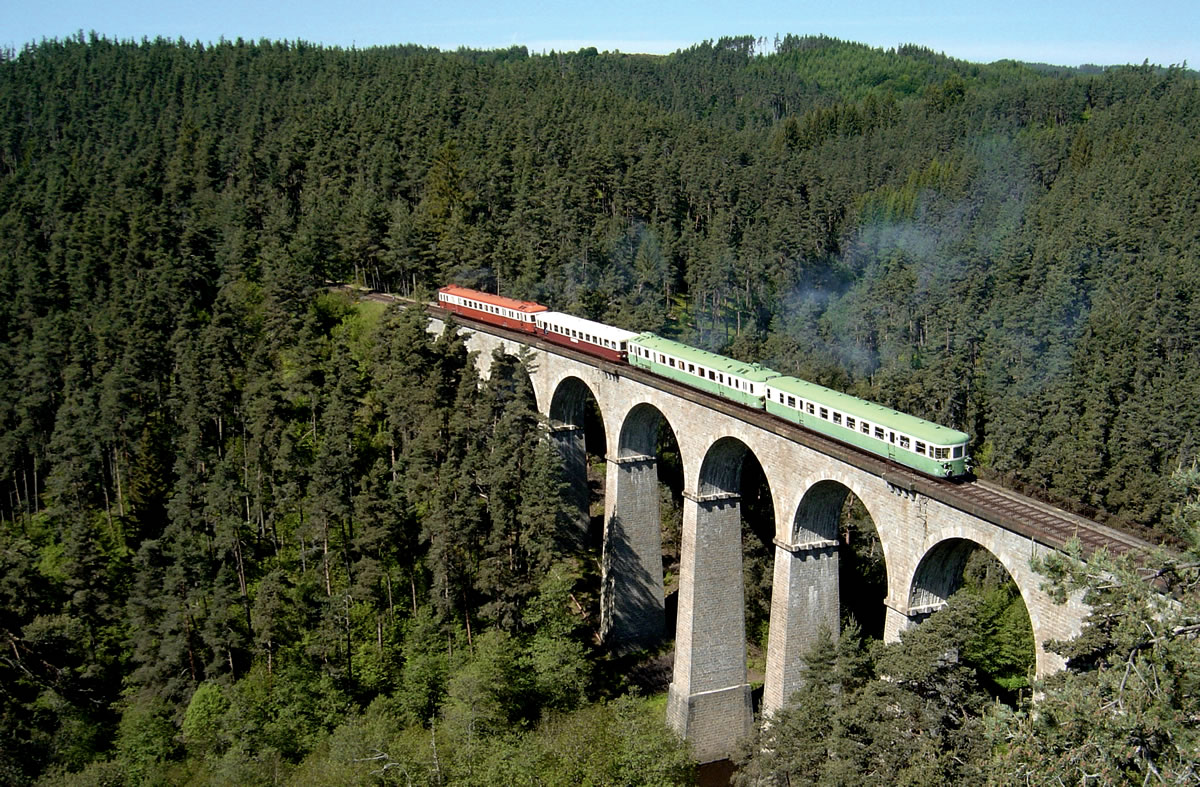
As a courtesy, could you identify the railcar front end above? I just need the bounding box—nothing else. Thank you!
[765,376,970,477]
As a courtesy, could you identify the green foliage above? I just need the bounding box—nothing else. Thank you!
[466,695,695,787]
[737,606,993,784]
[114,696,179,785]
[181,682,230,758]
[0,33,1197,784]
[985,467,1200,783]
[956,549,1036,694]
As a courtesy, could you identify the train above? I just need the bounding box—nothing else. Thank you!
[437,285,971,478]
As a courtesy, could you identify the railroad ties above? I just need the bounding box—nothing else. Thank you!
[953,479,1153,559]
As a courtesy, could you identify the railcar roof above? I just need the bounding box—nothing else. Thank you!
[439,285,547,314]
[631,333,780,381]
[768,375,970,445]
[537,312,639,341]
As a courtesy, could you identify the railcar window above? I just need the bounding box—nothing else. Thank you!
[807,403,815,415]
[833,412,842,425]
[861,422,870,434]
[749,384,755,394]
[709,371,716,381]
[846,417,856,429]
[953,446,963,458]
[787,396,796,408]
[899,436,911,449]
[689,364,695,373]
[819,407,829,420]
[916,442,926,455]
[669,358,675,367]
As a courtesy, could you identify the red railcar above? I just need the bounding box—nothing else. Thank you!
[437,285,548,335]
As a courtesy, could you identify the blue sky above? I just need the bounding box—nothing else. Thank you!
[6,0,1196,67]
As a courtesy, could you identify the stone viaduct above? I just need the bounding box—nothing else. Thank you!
[432,315,1099,764]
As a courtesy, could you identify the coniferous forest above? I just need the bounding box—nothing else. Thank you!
[2,34,1199,784]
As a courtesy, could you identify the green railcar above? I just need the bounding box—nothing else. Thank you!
[625,332,970,478]
[627,333,779,408]
[764,376,970,477]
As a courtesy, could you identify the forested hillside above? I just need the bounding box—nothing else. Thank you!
[1,34,1199,784]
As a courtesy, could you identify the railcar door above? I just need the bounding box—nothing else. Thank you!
[887,431,897,461]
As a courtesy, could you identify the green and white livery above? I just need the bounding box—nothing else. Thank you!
[627,333,779,408]
[626,332,970,478]
[764,376,970,477]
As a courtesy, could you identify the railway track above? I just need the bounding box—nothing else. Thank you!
[950,479,1153,558]
[351,288,1160,562]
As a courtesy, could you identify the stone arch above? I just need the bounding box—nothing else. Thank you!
[548,375,598,430]
[460,332,545,411]
[908,537,980,616]
[906,535,1044,677]
[617,401,674,460]
[547,376,603,547]
[600,401,683,651]
[764,475,887,716]
[698,435,761,498]
[790,479,849,544]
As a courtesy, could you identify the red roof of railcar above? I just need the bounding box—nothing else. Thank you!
[438,285,548,314]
